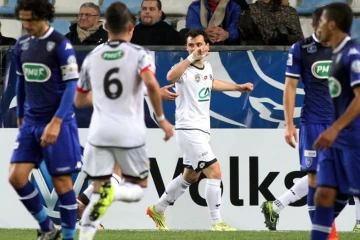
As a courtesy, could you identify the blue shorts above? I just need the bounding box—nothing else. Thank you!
[11,121,82,176]
[299,124,329,172]
[317,147,360,195]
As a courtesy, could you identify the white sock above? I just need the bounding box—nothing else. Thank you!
[205,179,222,226]
[79,194,103,240]
[154,174,191,214]
[113,182,145,202]
[354,197,360,225]
[83,183,94,199]
[273,175,308,213]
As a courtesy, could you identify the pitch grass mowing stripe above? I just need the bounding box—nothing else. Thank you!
[0,229,359,240]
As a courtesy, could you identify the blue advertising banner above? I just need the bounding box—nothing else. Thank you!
[0,50,305,128]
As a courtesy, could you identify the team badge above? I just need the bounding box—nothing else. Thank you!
[195,74,200,82]
[21,42,29,51]
[210,74,213,80]
[46,41,56,52]
[306,157,313,168]
[307,45,317,53]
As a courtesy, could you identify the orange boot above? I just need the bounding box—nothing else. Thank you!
[328,222,339,240]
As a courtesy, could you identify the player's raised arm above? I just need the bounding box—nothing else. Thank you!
[74,56,93,108]
[284,42,301,148]
[212,79,254,93]
[166,46,209,83]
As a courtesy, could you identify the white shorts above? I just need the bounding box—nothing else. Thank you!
[175,130,216,171]
[82,143,150,179]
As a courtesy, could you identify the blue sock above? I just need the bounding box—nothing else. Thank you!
[311,206,334,240]
[334,193,348,218]
[16,182,52,232]
[307,186,316,223]
[58,190,77,240]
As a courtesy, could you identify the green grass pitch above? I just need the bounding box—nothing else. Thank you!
[1,229,359,240]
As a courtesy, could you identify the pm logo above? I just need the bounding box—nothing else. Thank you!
[29,146,89,225]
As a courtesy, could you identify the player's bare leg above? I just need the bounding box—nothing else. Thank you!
[261,175,308,230]
[148,168,196,230]
[202,161,236,231]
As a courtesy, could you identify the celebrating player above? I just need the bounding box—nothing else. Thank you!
[311,2,360,239]
[147,28,253,231]
[8,0,81,239]
[75,2,173,239]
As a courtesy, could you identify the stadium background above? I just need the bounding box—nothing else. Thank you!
[0,0,360,233]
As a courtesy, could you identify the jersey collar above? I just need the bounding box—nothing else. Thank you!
[312,33,320,43]
[333,36,351,54]
[31,27,54,40]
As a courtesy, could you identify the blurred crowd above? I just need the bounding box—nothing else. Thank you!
[0,0,306,48]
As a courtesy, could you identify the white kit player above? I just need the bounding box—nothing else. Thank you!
[147,29,254,231]
[74,2,173,240]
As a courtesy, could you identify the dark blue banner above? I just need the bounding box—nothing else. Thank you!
[0,50,305,128]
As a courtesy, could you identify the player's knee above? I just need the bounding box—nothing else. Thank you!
[8,172,27,189]
[315,187,337,206]
[202,160,221,179]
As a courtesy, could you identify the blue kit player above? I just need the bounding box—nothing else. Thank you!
[261,7,338,238]
[8,0,81,239]
[311,2,360,240]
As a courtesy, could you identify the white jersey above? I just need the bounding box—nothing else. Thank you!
[77,41,155,147]
[174,61,213,133]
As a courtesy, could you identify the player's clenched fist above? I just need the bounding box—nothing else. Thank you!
[238,83,254,93]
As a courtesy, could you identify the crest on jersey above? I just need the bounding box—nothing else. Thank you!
[210,74,213,80]
[46,41,55,52]
[21,42,29,51]
[307,45,317,54]
[195,74,200,82]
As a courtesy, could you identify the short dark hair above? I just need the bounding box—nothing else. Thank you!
[80,2,101,16]
[105,2,135,34]
[16,0,55,22]
[185,29,211,44]
[141,0,162,10]
[323,2,353,34]
[312,7,324,27]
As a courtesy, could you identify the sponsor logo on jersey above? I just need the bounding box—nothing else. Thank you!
[65,43,73,50]
[311,61,332,79]
[102,50,124,61]
[198,87,211,102]
[23,63,51,82]
[351,60,360,74]
[328,77,342,98]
